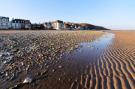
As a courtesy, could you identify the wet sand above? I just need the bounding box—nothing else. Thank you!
[0,30,103,89]
[0,30,135,89]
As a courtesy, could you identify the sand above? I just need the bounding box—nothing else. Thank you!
[64,31,135,89]
[0,30,135,89]
[0,30,103,89]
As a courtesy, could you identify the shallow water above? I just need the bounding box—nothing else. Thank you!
[63,32,115,63]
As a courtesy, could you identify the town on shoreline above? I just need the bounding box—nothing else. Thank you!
[0,16,109,30]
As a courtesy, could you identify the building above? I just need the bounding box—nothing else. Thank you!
[43,20,64,30]
[52,20,64,30]
[43,22,53,30]
[31,23,44,30]
[11,19,24,29]
[64,23,72,30]
[24,20,31,29]
[0,16,10,29]
[11,19,31,29]
[64,23,77,30]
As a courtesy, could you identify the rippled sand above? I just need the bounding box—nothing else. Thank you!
[69,31,135,89]
[68,31,135,89]
[0,30,135,89]
[27,31,134,89]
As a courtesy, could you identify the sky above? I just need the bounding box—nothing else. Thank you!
[0,0,135,30]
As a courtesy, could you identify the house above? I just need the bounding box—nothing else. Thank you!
[24,20,31,29]
[31,23,44,30]
[11,19,31,29]
[52,20,64,30]
[0,16,10,29]
[64,23,72,30]
[43,22,53,30]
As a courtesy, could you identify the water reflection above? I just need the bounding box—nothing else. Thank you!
[63,33,115,63]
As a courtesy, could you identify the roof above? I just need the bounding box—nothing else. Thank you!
[11,19,31,23]
[79,23,95,27]
[53,20,63,23]
[0,16,9,19]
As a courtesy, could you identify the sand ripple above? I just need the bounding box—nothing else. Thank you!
[70,31,135,89]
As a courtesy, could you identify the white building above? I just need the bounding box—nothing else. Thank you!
[0,16,10,29]
[24,20,31,29]
[11,19,31,29]
[52,20,64,30]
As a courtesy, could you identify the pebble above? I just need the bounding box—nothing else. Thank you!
[58,65,62,69]
[26,65,30,71]
[75,45,79,48]
[10,73,15,80]
[58,78,61,81]
[23,76,32,84]
[5,72,8,77]
[52,69,55,72]
[0,53,2,58]
[21,62,24,66]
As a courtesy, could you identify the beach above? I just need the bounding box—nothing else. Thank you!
[0,30,135,89]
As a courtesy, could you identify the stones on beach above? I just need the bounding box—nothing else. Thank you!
[10,73,15,80]
[74,44,79,49]
[0,31,104,89]
[13,48,19,53]
[0,53,3,58]
[58,77,61,81]
[52,69,55,72]
[5,72,8,77]
[0,52,13,64]
[41,70,48,76]
[21,62,24,66]
[26,65,30,71]
[23,76,33,84]
[69,47,74,51]
[58,65,62,69]
[15,50,23,57]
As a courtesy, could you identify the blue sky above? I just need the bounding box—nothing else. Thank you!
[0,0,135,29]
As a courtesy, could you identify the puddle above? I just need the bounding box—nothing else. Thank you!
[63,32,115,63]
